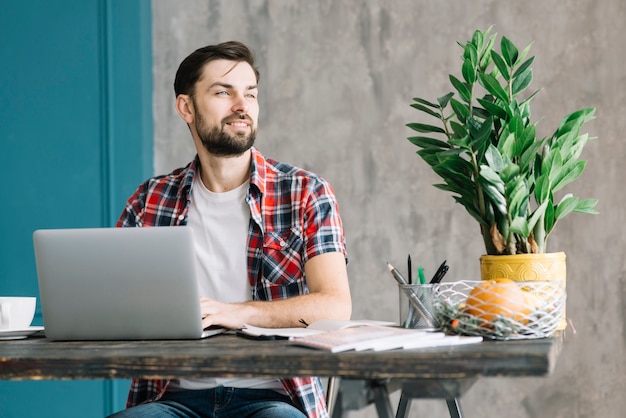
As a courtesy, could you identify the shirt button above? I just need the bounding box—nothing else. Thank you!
[280,240,286,247]
[178,214,184,221]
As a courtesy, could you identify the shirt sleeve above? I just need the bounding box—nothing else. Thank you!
[302,178,347,264]
[116,185,146,228]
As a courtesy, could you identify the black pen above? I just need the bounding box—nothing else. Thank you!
[435,265,449,283]
[407,254,413,285]
[429,260,449,284]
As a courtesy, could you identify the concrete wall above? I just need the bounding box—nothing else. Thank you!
[151,1,625,417]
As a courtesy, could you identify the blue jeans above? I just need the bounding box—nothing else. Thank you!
[107,386,306,418]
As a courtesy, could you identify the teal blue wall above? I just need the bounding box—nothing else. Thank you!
[0,0,152,416]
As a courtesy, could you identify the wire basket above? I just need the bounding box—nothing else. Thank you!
[432,280,566,340]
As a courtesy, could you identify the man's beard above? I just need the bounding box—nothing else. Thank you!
[196,113,256,157]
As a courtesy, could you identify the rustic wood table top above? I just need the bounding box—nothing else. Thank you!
[0,331,564,381]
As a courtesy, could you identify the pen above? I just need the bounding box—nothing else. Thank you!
[436,265,449,283]
[429,260,449,284]
[418,266,426,284]
[387,262,436,325]
[407,254,413,285]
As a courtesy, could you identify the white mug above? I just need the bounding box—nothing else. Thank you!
[0,297,36,330]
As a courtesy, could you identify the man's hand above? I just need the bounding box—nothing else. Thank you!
[200,297,252,330]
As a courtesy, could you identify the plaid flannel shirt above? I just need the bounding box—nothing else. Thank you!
[117,147,347,418]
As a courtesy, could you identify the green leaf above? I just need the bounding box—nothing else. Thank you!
[512,69,533,96]
[435,183,469,198]
[464,42,478,67]
[434,170,474,193]
[490,51,510,81]
[507,180,529,216]
[515,123,537,155]
[541,145,563,183]
[509,216,530,237]
[501,36,519,67]
[472,106,491,120]
[442,156,474,175]
[552,160,586,192]
[406,122,446,134]
[416,149,442,166]
[418,148,445,163]
[479,34,497,72]
[512,56,535,78]
[553,108,596,138]
[477,98,508,120]
[437,92,455,108]
[468,115,493,140]
[516,42,534,66]
[499,131,517,160]
[480,181,507,214]
[555,194,580,220]
[534,174,552,203]
[519,88,541,108]
[412,97,440,108]
[440,148,468,159]
[478,73,508,102]
[527,200,549,232]
[450,98,470,123]
[449,121,468,138]
[410,102,442,118]
[562,132,591,161]
[462,58,477,84]
[449,75,471,103]
[574,198,599,214]
[544,199,556,235]
[480,165,503,188]
[500,163,520,183]
[518,139,543,172]
[453,195,491,228]
[471,30,484,52]
[407,136,450,149]
[489,65,502,80]
[484,144,505,172]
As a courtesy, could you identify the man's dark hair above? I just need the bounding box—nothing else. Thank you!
[174,41,259,97]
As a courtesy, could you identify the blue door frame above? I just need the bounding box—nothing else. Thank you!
[0,1,152,416]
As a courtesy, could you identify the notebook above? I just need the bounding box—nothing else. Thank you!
[33,226,224,340]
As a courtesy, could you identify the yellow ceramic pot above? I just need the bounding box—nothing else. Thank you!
[480,252,567,330]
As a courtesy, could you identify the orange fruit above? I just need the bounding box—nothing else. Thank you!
[465,278,533,324]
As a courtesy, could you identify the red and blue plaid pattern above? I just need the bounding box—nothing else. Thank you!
[117,147,346,418]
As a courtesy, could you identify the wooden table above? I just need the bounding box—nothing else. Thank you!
[0,332,564,417]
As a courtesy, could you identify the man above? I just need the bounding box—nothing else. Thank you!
[109,41,351,418]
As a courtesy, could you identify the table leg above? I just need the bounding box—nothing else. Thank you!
[395,391,411,418]
[326,377,340,416]
[371,383,395,418]
[331,378,470,418]
[331,389,344,418]
[446,398,464,418]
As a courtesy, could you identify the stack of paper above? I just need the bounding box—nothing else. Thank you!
[289,325,481,353]
[240,320,482,353]
[240,319,395,338]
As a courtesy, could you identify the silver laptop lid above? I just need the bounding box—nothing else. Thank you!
[33,227,219,340]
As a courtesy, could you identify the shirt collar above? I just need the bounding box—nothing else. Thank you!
[248,147,266,196]
[185,156,200,192]
[187,148,265,196]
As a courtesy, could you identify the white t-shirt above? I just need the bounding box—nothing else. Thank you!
[170,175,284,393]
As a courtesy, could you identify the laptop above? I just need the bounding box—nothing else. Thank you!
[33,226,224,340]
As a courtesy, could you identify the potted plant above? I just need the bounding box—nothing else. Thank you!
[406,27,598,327]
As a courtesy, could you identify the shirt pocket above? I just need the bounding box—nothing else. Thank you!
[261,228,306,296]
